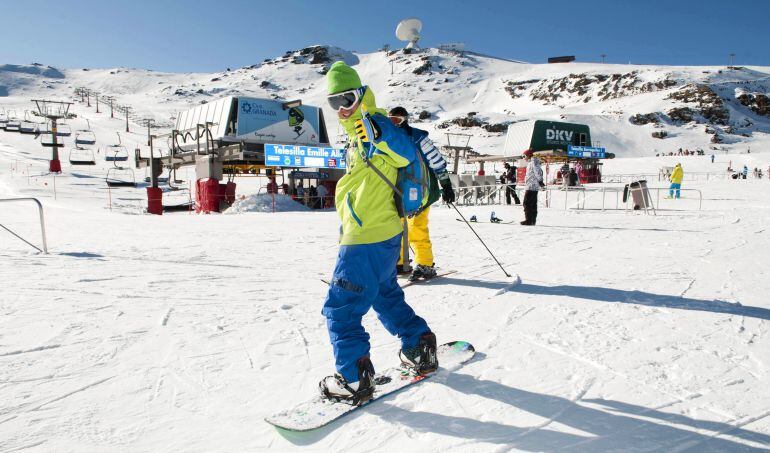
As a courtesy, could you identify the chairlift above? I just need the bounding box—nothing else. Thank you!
[47,122,72,137]
[40,132,56,146]
[75,131,96,146]
[19,121,39,134]
[0,113,8,129]
[5,119,21,132]
[69,147,96,165]
[104,145,128,162]
[106,166,137,188]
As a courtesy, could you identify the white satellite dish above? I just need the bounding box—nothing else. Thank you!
[396,18,422,50]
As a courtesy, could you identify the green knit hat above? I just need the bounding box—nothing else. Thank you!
[326,61,362,94]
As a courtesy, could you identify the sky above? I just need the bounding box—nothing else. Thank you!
[1,0,769,72]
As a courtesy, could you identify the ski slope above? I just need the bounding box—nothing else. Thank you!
[2,49,770,452]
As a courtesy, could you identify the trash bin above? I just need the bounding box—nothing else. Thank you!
[627,180,651,210]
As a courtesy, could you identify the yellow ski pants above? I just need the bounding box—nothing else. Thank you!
[399,207,433,267]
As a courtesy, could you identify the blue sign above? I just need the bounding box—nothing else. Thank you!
[264,144,346,169]
[568,145,606,159]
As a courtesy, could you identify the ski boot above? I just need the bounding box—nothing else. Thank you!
[399,332,438,376]
[469,215,477,222]
[408,264,438,282]
[319,356,375,405]
[490,211,503,223]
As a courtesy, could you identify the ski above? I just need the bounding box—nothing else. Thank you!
[400,269,458,288]
[321,269,457,288]
[456,218,517,225]
[265,341,476,431]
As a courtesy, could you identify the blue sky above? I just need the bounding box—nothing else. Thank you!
[1,0,768,72]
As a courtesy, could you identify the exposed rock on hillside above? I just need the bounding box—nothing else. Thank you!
[666,84,729,125]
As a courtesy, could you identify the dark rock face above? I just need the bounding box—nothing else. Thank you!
[505,71,678,104]
[737,93,770,117]
[418,110,431,120]
[437,113,507,133]
[630,113,660,125]
[667,107,695,123]
[666,84,729,125]
[651,131,668,139]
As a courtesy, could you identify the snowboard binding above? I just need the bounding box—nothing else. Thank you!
[319,357,375,406]
[490,211,502,223]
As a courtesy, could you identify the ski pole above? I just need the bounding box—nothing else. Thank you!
[450,202,512,278]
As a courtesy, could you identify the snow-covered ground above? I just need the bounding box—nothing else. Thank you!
[2,48,770,452]
[2,118,770,451]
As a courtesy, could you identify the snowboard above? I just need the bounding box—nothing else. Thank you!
[265,341,476,431]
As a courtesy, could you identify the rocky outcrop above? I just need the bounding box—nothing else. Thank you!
[666,84,729,125]
[737,93,770,117]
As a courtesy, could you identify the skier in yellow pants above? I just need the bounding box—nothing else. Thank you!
[389,106,455,282]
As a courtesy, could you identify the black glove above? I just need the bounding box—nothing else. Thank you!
[539,180,545,188]
[440,177,455,203]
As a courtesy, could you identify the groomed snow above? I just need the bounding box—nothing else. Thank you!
[1,50,770,452]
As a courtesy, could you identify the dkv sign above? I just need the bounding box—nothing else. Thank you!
[545,128,573,142]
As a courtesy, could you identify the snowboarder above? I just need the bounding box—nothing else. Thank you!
[520,149,544,225]
[503,162,520,205]
[742,165,749,179]
[711,154,715,163]
[387,106,455,282]
[319,62,437,405]
[667,163,683,198]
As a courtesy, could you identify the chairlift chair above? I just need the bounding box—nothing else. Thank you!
[69,147,96,165]
[104,145,128,162]
[5,119,21,132]
[48,122,72,137]
[75,131,96,146]
[19,121,39,134]
[0,113,9,129]
[106,166,137,188]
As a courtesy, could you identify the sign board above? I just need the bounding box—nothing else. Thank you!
[264,144,346,169]
[568,145,606,159]
[236,99,321,145]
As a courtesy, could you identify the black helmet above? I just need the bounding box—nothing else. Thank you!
[388,106,409,117]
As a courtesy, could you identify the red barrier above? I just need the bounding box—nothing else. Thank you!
[196,178,220,213]
[147,187,163,215]
[49,159,61,173]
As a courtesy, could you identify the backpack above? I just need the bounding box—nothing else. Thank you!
[358,113,431,217]
[396,146,431,217]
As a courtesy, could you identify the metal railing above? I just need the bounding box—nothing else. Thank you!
[0,197,48,253]
[542,185,703,212]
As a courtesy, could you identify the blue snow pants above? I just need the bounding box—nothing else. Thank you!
[669,183,681,198]
[322,233,430,383]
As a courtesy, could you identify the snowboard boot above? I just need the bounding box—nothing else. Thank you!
[490,211,502,223]
[319,356,375,405]
[408,264,438,282]
[399,332,438,376]
[469,215,477,222]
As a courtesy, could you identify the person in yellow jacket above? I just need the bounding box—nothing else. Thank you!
[318,62,437,405]
[668,163,684,199]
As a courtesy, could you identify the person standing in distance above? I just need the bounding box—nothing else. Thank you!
[521,149,544,225]
[503,162,521,205]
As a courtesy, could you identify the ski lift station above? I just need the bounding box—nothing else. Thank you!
[138,96,341,214]
[471,120,614,184]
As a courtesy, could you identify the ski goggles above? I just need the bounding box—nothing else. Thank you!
[388,115,407,126]
[327,86,366,111]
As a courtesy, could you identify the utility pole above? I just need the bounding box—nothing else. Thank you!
[85,89,91,107]
[119,105,133,132]
[95,92,100,113]
[103,96,115,118]
[141,117,156,146]
[600,54,606,64]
